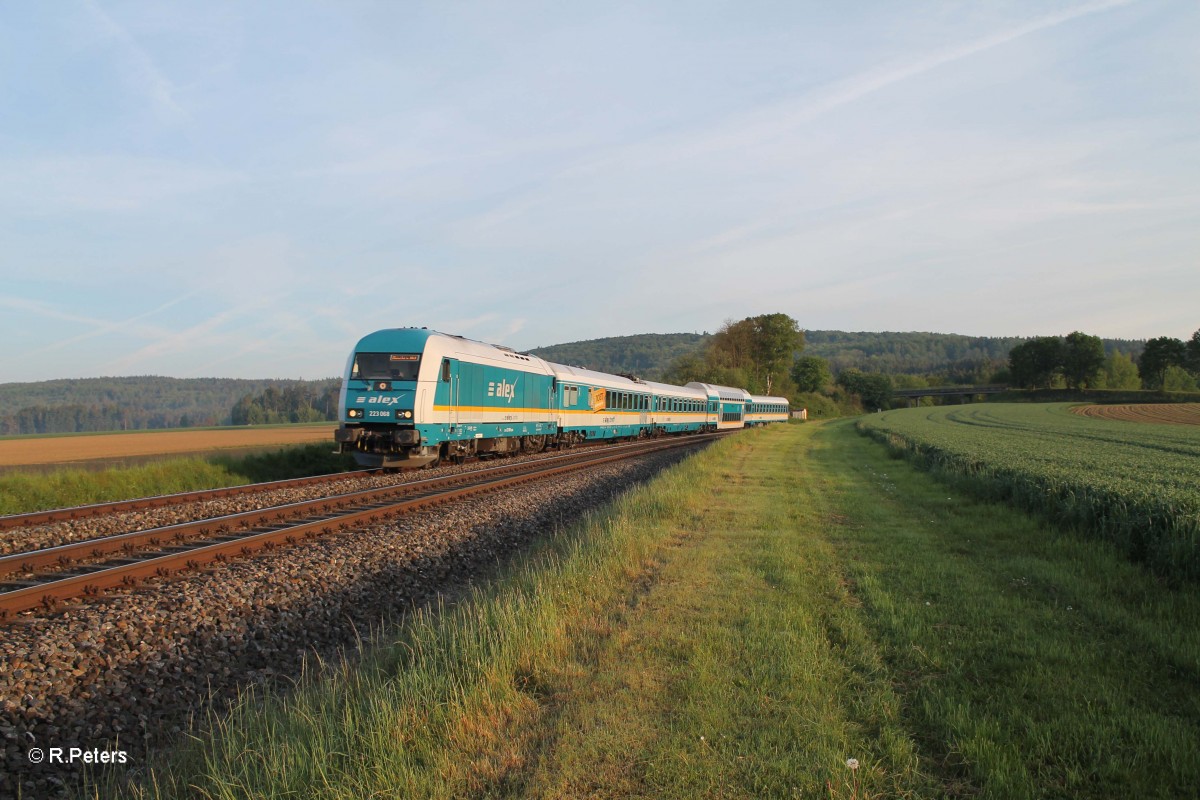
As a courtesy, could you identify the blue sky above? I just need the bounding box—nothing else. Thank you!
[1,0,1196,382]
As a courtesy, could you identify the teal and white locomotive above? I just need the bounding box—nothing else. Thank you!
[334,327,789,468]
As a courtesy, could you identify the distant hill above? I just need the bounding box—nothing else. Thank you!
[0,376,339,436]
[805,331,1144,378]
[529,330,1147,382]
[1,330,1149,436]
[528,333,711,379]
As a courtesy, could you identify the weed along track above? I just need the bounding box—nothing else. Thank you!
[0,435,714,798]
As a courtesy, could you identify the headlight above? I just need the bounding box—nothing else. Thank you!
[348,408,362,418]
[402,410,413,419]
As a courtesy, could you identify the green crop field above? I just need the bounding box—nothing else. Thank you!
[856,403,1200,581]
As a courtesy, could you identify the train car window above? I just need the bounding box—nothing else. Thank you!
[353,353,422,381]
[441,359,451,382]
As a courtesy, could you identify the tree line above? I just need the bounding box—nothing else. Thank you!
[1008,330,1200,391]
[0,377,340,435]
[230,383,341,425]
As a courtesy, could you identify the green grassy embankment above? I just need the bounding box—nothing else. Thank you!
[116,422,1199,799]
[0,444,356,516]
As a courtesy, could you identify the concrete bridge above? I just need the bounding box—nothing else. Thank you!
[892,384,1009,404]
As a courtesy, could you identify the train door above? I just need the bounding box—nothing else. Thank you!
[639,394,648,428]
[441,358,458,433]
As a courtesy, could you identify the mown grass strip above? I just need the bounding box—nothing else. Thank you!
[114,427,930,799]
[822,420,1200,798]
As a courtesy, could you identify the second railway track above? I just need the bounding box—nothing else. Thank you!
[0,433,722,622]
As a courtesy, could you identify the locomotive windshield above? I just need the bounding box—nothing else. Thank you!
[351,353,421,381]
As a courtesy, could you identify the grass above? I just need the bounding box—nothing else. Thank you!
[102,422,1200,798]
[828,420,1200,797]
[0,444,356,516]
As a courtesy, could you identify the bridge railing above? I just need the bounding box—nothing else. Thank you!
[892,384,1009,398]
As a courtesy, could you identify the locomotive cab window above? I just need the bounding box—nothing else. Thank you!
[352,353,421,381]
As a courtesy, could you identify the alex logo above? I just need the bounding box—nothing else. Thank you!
[488,379,518,403]
[355,396,401,405]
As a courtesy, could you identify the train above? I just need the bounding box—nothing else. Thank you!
[334,327,790,468]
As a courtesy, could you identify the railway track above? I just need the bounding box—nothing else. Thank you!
[0,469,382,531]
[0,433,721,621]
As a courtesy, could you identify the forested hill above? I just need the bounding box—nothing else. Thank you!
[2,330,1149,435]
[528,333,710,379]
[0,377,339,436]
[805,331,1144,376]
[528,330,1146,380]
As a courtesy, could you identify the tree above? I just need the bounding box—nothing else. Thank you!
[790,355,831,394]
[684,313,803,396]
[1102,351,1141,390]
[750,313,804,395]
[1139,337,1187,389]
[1062,331,1106,389]
[1008,337,1065,388]
[1163,365,1199,392]
[1187,329,1200,375]
[836,369,893,410]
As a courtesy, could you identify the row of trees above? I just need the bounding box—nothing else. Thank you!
[0,377,341,435]
[1009,329,1200,391]
[230,383,340,425]
[666,317,1200,414]
[0,404,225,436]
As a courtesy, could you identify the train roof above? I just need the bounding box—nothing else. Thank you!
[748,394,790,404]
[637,379,708,398]
[686,382,753,402]
[546,362,651,391]
[353,328,551,372]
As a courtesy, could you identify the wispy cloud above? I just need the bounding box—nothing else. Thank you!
[22,293,197,357]
[0,155,241,213]
[83,0,187,123]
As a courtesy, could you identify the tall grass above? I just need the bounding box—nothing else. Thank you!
[0,444,356,516]
[107,429,931,799]
[114,447,722,798]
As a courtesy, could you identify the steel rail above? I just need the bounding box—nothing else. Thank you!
[0,433,720,621]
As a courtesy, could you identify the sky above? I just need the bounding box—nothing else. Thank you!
[1,0,1197,382]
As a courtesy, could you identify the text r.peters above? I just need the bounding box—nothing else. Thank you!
[29,747,128,765]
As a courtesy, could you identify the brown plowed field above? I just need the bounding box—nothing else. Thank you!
[1070,403,1200,425]
[0,425,337,467]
